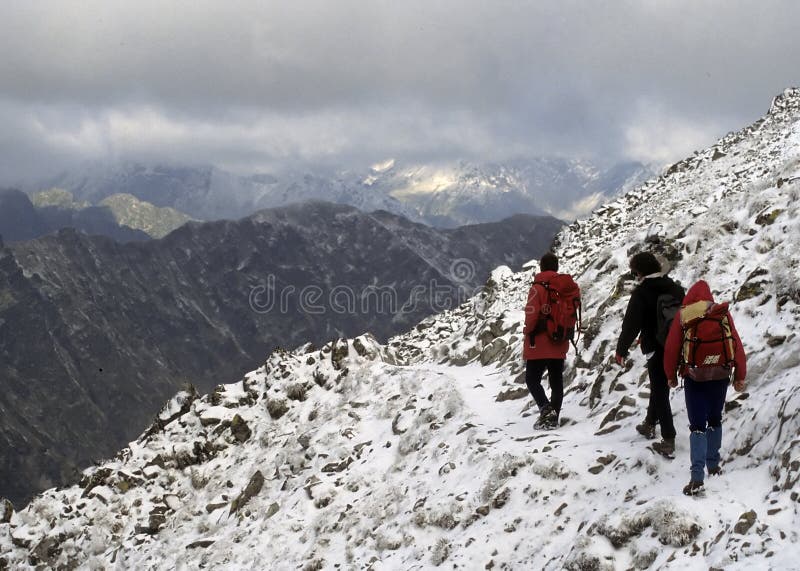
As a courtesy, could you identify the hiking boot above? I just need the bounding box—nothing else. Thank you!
[652,438,675,457]
[534,405,557,430]
[682,480,705,496]
[708,466,723,476]
[545,411,560,429]
[635,421,657,440]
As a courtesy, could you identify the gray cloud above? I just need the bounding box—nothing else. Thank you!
[1,0,799,184]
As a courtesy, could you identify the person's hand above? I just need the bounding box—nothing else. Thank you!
[733,378,746,393]
[668,378,678,389]
[614,353,625,367]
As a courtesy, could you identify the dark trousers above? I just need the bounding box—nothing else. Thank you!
[525,359,564,413]
[645,350,676,439]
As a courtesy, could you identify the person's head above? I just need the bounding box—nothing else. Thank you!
[629,251,661,280]
[540,252,559,272]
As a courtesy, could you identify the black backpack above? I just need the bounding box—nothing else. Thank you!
[655,293,682,347]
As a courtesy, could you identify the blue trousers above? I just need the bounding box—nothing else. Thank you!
[684,378,729,482]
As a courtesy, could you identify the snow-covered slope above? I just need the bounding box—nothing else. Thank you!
[3,89,800,570]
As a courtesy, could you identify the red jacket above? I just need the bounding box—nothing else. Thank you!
[522,270,572,360]
[663,280,747,381]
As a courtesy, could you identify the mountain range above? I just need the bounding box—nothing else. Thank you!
[0,188,149,243]
[35,158,655,227]
[1,89,798,569]
[0,203,562,507]
[32,189,194,239]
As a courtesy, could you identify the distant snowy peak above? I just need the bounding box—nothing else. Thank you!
[374,158,656,226]
[369,158,396,174]
[35,157,654,227]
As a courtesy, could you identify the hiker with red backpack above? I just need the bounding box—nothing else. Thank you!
[615,252,685,456]
[663,280,747,496]
[523,253,581,430]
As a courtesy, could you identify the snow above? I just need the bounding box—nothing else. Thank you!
[2,89,800,569]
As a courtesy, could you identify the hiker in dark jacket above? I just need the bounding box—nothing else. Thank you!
[663,280,747,495]
[615,252,685,455]
[523,253,580,429]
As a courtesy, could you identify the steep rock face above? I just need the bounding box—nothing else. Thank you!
[1,90,798,569]
[31,188,192,238]
[0,188,149,243]
[99,193,193,238]
[0,203,562,506]
[0,189,47,241]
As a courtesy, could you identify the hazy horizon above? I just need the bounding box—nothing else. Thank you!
[2,1,799,186]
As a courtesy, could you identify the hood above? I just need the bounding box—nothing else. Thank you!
[534,270,559,282]
[681,280,730,323]
[683,280,715,305]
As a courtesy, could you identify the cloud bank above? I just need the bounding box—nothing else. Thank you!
[1,0,799,183]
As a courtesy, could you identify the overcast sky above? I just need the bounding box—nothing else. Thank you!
[1,0,799,184]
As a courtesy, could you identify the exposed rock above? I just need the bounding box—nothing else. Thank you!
[765,334,787,347]
[0,498,13,523]
[492,488,511,509]
[286,383,308,402]
[480,338,508,365]
[495,387,529,402]
[31,534,66,567]
[186,539,216,549]
[595,424,622,436]
[352,335,380,358]
[321,457,353,473]
[205,502,228,513]
[736,281,766,302]
[266,502,280,518]
[81,467,113,498]
[451,345,481,366]
[230,471,265,514]
[230,415,252,443]
[734,510,757,534]
[266,398,289,420]
[755,208,784,226]
[144,385,200,438]
[331,340,350,370]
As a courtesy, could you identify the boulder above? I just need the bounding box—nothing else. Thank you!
[230,414,252,443]
[480,339,508,365]
[230,471,265,514]
[734,510,757,534]
[0,498,12,523]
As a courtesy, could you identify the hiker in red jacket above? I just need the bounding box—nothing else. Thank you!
[663,280,747,496]
[523,253,581,430]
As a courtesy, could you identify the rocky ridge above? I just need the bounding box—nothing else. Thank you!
[0,203,561,508]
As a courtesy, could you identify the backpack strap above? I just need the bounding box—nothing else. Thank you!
[571,295,582,352]
[531,280,552,334]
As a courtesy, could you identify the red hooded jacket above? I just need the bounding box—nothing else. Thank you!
[663,280,747,382]
[522,270,573,360]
